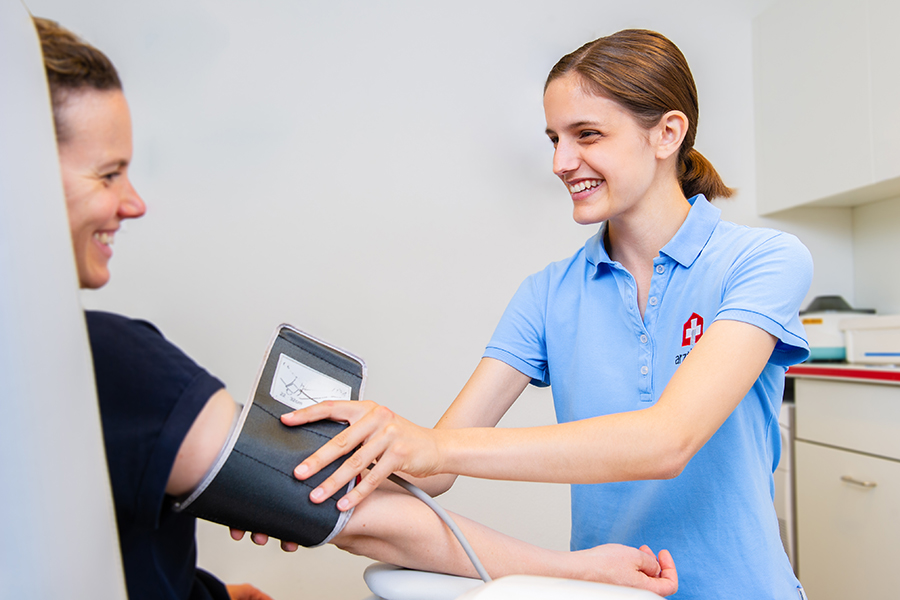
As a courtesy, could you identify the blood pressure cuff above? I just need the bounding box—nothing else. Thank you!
[173,324,367,547]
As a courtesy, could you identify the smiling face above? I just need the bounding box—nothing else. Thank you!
[57,89,145,289]
[543,73,675,226]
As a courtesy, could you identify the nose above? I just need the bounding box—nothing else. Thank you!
[552,140,579,178]
[118,177,146,220]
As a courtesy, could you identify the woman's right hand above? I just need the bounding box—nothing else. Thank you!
[281,400,445,511]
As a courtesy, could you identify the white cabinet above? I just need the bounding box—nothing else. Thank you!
[795,442,900,599]
[869,0,900,183]
[794,378,900,599]
[753,0,900,215]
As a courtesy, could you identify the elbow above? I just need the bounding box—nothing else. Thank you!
[654,457,687,480]
[429,474,456,497]
[413,473,457,497]
[633,408,705,480]
[332,534,368,557]
[645,439,697,481]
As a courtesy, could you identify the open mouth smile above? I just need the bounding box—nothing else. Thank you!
[566,179,603,194]
[93,231,115,246]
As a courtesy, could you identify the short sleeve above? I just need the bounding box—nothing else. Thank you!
[85,311,225,529]
[715,232,813,366]
[484,272,551,386]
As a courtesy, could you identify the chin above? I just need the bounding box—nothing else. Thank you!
[79,269,110,290]
[572,211,604,226]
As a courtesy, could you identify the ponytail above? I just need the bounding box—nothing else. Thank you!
[679,148,734,200]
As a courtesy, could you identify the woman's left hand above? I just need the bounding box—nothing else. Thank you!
[281,400,443,511]
[571,544,678,596]
[225,583,274,600]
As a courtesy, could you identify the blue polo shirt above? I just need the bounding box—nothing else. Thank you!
[484,195,812,600]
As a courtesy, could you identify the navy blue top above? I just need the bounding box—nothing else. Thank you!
[86,311,228,600]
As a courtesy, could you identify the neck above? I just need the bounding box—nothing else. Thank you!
[606,183,691,269]
[606,182,692,319]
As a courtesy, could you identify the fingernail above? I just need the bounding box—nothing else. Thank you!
[337,498,350,511]
[310,487,323,501]
[295,464,308,478]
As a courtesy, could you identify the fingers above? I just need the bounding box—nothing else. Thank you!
[288,401,387,483]
[330,452,399,511]
[302,429,387,504]
[231,528,298,553]
[305,427,401,509]
[634,545,661,578]
[625,545,676,597]
[284,399,438,511]
[250,532,269,545]
[637,548,677,597]
[225,583,276,600]
[281,399,376,427]
[657,549,678,587]
[293,403,413,508]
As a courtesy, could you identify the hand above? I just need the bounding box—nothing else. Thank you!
[574,544,677,597]
[281,400,442,511]
[226,583,274,600]
[229,528,299,552]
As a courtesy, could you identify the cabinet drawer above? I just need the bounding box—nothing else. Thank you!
[795,441,900,599]
[795,379,900,460]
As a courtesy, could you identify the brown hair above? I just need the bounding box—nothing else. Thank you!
[546,29,733,200]
[33,17,122,142]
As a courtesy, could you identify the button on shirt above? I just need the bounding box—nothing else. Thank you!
[483,195,812,600]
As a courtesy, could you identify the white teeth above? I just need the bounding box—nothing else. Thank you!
[567,179,601,193]
[94,232,114,246]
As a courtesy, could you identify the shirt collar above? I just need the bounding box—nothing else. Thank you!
[661,194,720,267]
[584,194,720,269]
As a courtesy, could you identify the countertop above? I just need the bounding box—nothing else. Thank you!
[787,363,900,386]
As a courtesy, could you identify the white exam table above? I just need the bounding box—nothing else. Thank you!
[362,562,665,600]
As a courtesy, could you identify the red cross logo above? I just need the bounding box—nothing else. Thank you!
[682,313,704,347]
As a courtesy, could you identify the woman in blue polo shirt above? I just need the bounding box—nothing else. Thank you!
[289,29,812,599]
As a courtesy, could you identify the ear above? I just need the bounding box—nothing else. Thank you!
[653,110,688,161]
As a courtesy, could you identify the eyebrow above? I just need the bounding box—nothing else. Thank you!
[545,120,603,136]
[97,159,129,172]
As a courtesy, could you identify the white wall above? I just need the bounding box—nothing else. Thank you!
[22,1,853,598]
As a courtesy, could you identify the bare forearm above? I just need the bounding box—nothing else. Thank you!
[426,356,695,486]
[434,322,778,485]
[333,489,583,580]
[331,489,676,595]
[287,322,774,511]
[435,409,686,485]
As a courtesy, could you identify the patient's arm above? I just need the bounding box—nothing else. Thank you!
[176,394,677,595]
[332,488,678,597]
[166,388,237,496]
